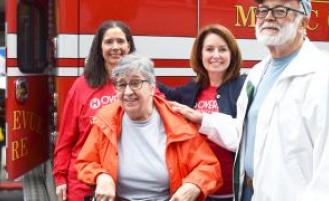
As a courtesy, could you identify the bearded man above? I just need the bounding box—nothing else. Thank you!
[169,0,329,200]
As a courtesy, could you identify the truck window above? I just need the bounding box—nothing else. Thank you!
[17,1,47,73]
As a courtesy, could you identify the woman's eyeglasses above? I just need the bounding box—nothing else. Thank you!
[114,79,149,91]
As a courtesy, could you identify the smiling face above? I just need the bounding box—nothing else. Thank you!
[201,33,231,81]
[115,72,155,121]
[255,0,305,46]
[101,27,131,71]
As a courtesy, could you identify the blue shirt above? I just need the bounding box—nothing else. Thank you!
[244,50,300,178]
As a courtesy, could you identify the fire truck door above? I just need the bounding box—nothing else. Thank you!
[6,0,51,180]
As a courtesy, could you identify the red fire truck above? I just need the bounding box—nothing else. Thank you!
[3,0,329,199]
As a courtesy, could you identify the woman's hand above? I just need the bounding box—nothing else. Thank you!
[169,183,201,201]
[95,173,116,201]
[169,101,203,124]
[56,184,67,201]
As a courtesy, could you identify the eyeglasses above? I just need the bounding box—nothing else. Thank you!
[114,79,149,92]
[255,6,305,19]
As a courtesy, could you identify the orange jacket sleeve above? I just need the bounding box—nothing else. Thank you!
[75,125,109,185]
[180,134,223,200]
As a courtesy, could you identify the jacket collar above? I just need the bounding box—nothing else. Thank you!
[154,95,199,144]
[249,38,318,88]
[92,101,123,147]
[279,38,319,79]
[93,95,199,145]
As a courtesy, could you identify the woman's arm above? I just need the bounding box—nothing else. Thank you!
[53,84,81,186]
[94,173,116,201]
[180,134,223,200]
[75,125,109,185]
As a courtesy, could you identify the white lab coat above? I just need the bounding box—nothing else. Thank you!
[200,39,329,201]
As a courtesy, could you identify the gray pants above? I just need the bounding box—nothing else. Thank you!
[23,160,57,201]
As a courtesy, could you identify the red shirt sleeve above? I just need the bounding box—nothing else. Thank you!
[53,78,83,185]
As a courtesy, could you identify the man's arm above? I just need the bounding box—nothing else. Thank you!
[170,101,239,151]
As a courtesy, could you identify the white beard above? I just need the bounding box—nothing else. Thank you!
[256,15,303,46]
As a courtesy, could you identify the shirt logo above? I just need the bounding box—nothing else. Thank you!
[194,100,218,113]
[89,95,117,109]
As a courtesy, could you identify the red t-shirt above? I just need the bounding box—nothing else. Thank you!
[195,86,233,196]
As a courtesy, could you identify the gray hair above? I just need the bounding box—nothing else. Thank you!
[112,54,156,85]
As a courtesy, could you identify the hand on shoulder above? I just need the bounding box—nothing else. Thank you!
[169,101,203,124]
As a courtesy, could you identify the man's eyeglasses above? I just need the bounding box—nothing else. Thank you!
[114,79,149,92]
[255,6,305,19]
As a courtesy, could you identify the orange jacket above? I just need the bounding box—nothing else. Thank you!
[76,95,223,200]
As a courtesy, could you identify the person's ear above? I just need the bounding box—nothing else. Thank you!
[301,17,309,29]
[127,43,131,52]
[150,84,156,96]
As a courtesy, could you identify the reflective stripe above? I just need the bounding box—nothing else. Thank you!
[61,35,267,60]
[7,33,329,60]
[55,67,80,76]
[7,34,17,58]
[6,67,250,77]
[7,67,47,76]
